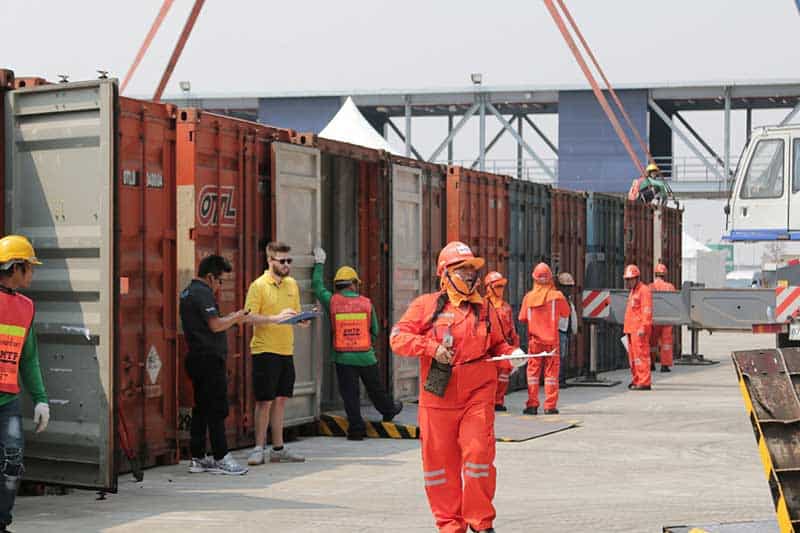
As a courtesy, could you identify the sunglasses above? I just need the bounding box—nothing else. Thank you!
[270,257,293,265]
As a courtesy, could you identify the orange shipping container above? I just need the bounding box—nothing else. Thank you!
[551,189,587,375]
[176,109,291,454]
[446,166,509,275]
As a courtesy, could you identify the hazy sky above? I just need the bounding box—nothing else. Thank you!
[2,1,798,173]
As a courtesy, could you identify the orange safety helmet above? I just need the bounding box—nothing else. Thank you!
[532,262,553,284]
[437,241,485,277]
[624,264,641,279]
[655,263,668,276]
[483,271,507,288]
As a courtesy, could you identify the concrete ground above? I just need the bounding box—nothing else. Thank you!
[13,331,778,532]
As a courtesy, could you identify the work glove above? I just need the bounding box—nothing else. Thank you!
[313,247,326,264]
[33,402,50,433]
[510,347,528,367]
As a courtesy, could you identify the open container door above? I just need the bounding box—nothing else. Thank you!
[4,80,116,490]
[390,163,423,400]
[271,142,322,425]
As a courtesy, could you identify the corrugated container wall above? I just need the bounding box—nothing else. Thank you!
[624,201,655,283]
[551,189,587,377]
[655,204,684,359]
[446,166,509,275]
[0,69,12,234]
[116,96,178,472]
[507,180,551,350]
[585,193,627,372]
[176,109,290,454]
[4,80,178,490]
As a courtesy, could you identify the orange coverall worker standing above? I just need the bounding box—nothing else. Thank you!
[390,242,515,533]
[483,271,520,412]
[650,263,676,372]
[519,263,570,415]
[623,264,654,390]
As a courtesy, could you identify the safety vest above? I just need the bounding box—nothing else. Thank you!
[0,289,34,394]
[331,294,372,352]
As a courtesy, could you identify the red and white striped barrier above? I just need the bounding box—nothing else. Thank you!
[776,286,800,322]
[582,290,611,319]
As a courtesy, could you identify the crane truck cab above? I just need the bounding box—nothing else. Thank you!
[726,125,800,241]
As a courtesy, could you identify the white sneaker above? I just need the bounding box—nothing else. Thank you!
[188,455,215,474]
[207,453,248,476]
[269,447,305,463]
[247,447,265,466]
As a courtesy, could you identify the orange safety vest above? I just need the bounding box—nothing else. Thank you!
[331,293,372,352]
[0,289,34,394]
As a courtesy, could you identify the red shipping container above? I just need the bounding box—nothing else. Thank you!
[624,201,655,284]
[116,96,179,471]
[446,166,509,275]
[176,109,291,455]
[551,189,587,374]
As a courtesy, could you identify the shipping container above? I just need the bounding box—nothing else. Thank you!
[507,180,551,350]
[551,189,587,377]
[585,193,626,373]
[4,79,178,490]
[654,204,684,360]
[624,201,655,283]
[293,134,390,409]
[0,69,13,235]
[175,109,305,454]
[446,166,509,275]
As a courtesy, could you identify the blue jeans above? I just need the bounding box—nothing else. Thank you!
[0,399,23,527]
[559,332,570,383]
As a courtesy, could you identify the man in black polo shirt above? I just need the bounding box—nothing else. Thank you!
[180,255,249,475]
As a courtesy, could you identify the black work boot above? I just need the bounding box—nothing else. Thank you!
[470,527,496,533]
[383,400,403,422]
[522,406,538,415]
[347,432,365,441]
[544,408,559,415]
[494,404,507,412]
[660,365,671,373]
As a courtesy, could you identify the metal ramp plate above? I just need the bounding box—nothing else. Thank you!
[663,519,779,532]
[732,348,800,532]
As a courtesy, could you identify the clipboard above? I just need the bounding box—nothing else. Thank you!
[277,311,322,325]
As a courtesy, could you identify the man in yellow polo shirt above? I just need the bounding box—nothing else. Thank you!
[245,241,308,465]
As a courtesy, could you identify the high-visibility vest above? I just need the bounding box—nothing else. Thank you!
[330,294,372,352]
[0,289,34,394]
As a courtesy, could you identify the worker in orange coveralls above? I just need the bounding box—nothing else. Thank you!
[624,264,654,390]
[650,263,676,373]
[519,263,570,415]
[390,241,518,533]
[483,271,520,412]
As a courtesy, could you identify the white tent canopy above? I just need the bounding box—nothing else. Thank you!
[319,97,403,155]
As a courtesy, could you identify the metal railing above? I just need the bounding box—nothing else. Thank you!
[437,158,558,184]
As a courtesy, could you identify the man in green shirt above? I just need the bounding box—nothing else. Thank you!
[0,235,49,532]
[628,163,674,206]
[312,247,402,440]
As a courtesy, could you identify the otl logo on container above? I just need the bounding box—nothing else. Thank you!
[198,185,237,227]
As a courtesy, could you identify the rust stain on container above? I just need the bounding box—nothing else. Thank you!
[0,68,12,235]
[446,166,509,275]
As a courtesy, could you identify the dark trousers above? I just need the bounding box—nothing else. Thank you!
[336,363,394,435]
[0,399,23,527]
[559,331,570,383]
[186,356,229,460]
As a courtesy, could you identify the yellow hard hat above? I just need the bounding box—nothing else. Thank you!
[0,235,42,268]
[646,163,660,173]
[334,266,361,284]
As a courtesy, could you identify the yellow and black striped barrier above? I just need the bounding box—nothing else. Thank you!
[732,348,800,533]
[318,413,419,440]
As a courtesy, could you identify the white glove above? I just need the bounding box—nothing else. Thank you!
[313,247,326,264]
[33,402,49,433]
[510,348,528,368]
